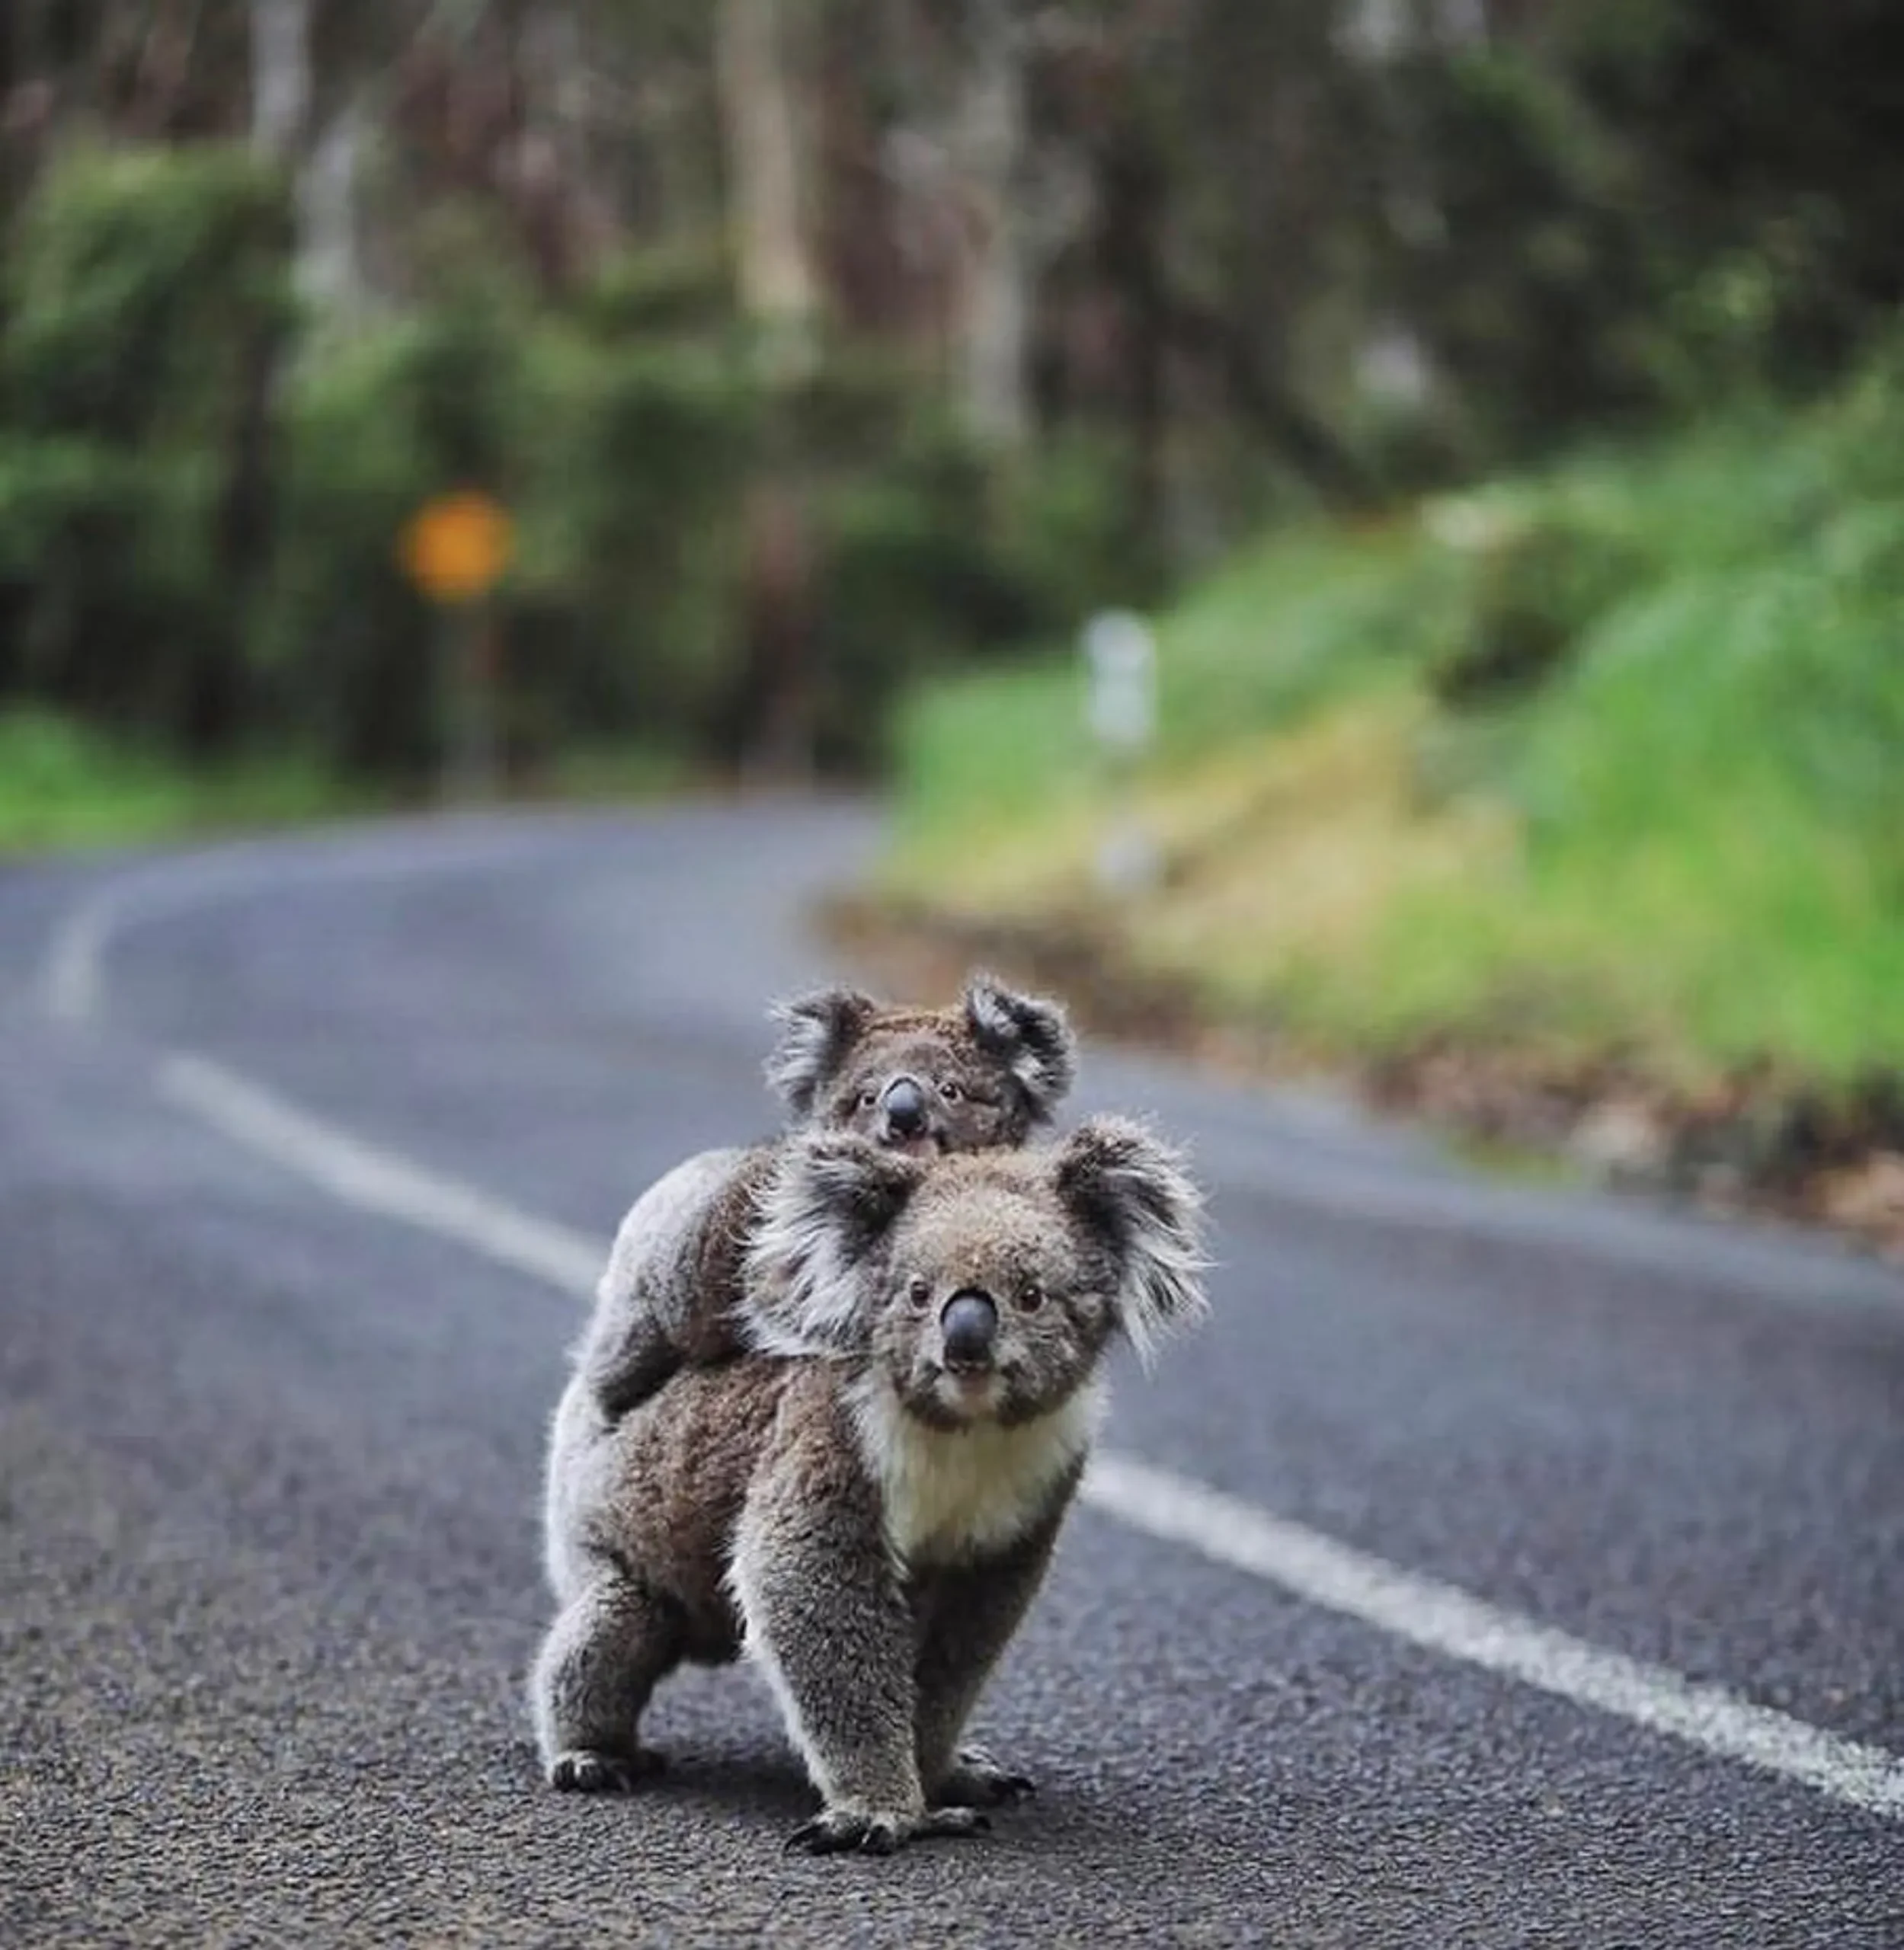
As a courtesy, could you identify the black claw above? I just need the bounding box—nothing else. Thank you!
[549,1747,662,1795]
[787,1803,994,1856]
[788,1817,863,1856]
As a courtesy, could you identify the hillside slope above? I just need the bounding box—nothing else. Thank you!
[872,349,1904,1245]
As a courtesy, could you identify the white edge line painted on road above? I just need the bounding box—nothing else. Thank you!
[40,823,599,1030]
[155,1046,1904,1823]
[158,1053,603,1297]
[1080,1453,1904,1820]
[43,893,111,1025]
[50,837,1904,1311]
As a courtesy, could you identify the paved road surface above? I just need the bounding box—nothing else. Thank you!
[2,804,1899,1946]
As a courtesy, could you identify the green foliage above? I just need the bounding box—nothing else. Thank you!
[14,0,1898,830]
[888,659,1086,869]
[267,320,461,779]
[1350,2,1904,460]
[886,340,1904,1079]
[270,262,760,782]
[0,706,357,852]
[1427,515,1644,707]
[0,156,1116,795]
[568,237,736,341]
[0,144,293,749]
[3,144,291,440]
[1378,43,1661,456]
[1568,0,1904,395]
[814,420,1136,769]
[511,321,758,753]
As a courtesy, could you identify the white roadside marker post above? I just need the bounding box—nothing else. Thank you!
[1083,609,1160,897]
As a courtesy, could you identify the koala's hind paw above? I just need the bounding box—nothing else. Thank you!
[785,1805,991,1856]
[547,1747,666,1794]
[933,1744,1035,1808]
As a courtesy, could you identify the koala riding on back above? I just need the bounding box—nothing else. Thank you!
[533,1116,1208,1855]
[572,973,1076,1421]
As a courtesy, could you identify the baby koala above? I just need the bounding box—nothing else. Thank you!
[534,1116,1208,1854]
[574,974,1076,1421]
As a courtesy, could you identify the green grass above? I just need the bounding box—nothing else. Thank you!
[0,709,698,855]
[534,738,698,805]
[882,348,1904,1085]
[0,709,370,852]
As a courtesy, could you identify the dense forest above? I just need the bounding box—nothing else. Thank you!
[1,1,1900,789]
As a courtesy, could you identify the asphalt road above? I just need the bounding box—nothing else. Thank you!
[2,801,1900,1947]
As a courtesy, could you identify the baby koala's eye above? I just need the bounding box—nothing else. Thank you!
[906,1274,933,1309]
[937,1079,962,1103]
[1016,1280,1045,1314]
[858,1088,879,1110]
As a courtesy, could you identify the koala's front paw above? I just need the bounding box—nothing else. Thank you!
[932,1744,1035,1809]
[785,1805,990,1856]
[547,1746,666,1794]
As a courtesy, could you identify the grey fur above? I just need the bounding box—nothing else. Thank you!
[960,973,1077,1125]
[533,1117,1208,1855]
[762,986,880,1120]
[578,976,1077,1420]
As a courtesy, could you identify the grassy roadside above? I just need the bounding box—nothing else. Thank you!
[0,709,696,856]
[0,710,373,853]
[871,351,1904,1250]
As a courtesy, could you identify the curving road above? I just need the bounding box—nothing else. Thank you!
[2,802,1900,1947]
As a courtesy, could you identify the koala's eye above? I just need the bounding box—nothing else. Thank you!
[937,1079,963,1103]
[907,1275,933,1309]
[858,1088,879,1110]
[1016,1280,1045,1314]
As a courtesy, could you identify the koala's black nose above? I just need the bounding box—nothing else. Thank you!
[939,1290,999,1371]
[881,1076,930,1140]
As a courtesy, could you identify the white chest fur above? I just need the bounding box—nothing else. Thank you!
[850,1376,1106,1565]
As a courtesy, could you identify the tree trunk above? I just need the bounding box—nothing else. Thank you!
[715,0,821,782]
[250,0,310,157]
[716,0,818,355]
[1097,113,1169,589]
[184,0,313,756]
[956,0,1032,449]
[297,98,368,317]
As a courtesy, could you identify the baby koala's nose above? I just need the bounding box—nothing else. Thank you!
[880,1076,930,1140]
[939,1290,999,1372]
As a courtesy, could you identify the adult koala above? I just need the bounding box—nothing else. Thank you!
[533,1117,1208,1855]
[573,975,1077,1422]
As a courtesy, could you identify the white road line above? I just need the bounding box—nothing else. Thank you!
[158,1053,603,1296]
[49,832,1904,1312]
[40,820,607,1029]
[43,893,112,1025]
[155,1047,1904,1822]
[1084,1453,1904,1820]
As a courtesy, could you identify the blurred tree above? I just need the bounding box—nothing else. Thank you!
[2,0,1901,784]
[717,0,822,781]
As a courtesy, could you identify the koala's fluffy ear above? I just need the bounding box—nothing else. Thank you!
[763,986,880,1120]
[1055,1117,1208,1365]
[963,972,1077,1128]
[741,1134,922,1357]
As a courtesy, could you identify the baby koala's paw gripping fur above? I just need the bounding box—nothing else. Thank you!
[931,1744,1035,1809]
[786,1805,992,1856]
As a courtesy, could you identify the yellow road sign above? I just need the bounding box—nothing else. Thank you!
[399,491,514,605]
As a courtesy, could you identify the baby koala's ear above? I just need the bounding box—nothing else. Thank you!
[963,972,1077,1129]
[1054,1117,1208,1366]
[763,986,881,1120]
[741,1133,923,1357]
